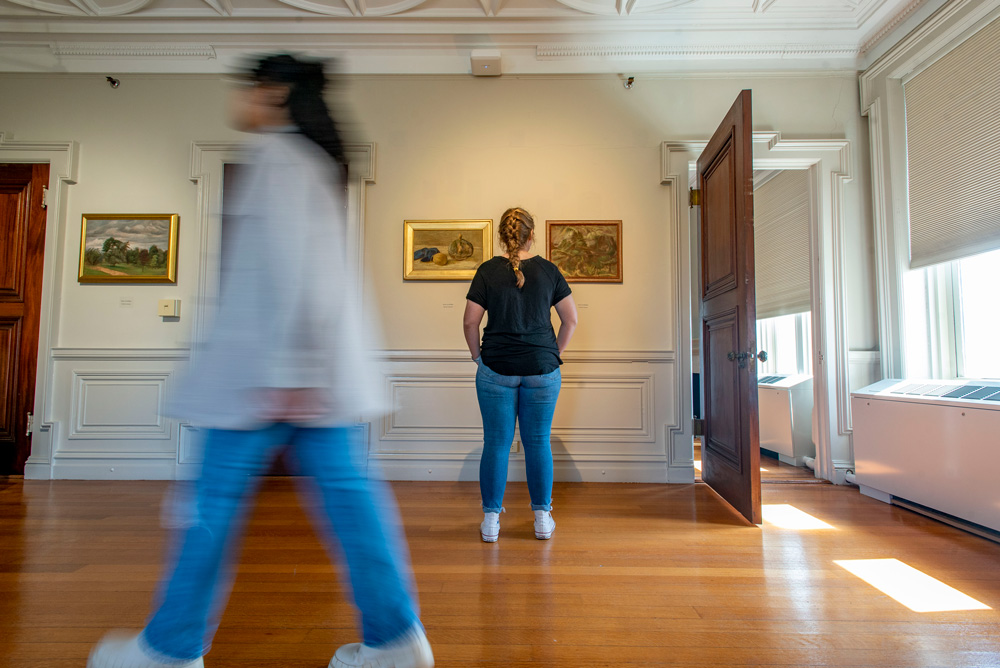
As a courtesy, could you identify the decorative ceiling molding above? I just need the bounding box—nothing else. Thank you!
[554,0,696,17]
[752,0,778,13]
[536,44,862,59]
[859,0,924,53]
[0,0,930,73]
[8,0,153,16]
[279,0,431,17]
[203,0,233,16]
[49,43,218,58]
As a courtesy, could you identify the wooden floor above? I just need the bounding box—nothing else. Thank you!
[2,478,999,667]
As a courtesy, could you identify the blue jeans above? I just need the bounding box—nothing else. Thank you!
[142,424,419,661]
[475,362,561,513]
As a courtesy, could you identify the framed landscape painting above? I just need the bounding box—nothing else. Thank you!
[78,214,179,284]
[546,220,623,283]
[404,219,492,280]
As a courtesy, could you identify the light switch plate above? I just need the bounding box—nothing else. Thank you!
[158,299,180,317]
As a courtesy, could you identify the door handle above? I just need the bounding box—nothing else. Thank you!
[728,350,766,369]
[727,350,750,368]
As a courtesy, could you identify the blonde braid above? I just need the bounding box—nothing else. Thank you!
[498,207,535,289]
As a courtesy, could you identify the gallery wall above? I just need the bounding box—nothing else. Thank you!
[0,70,878,481]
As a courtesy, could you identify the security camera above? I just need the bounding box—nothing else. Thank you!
[106,76,120,89]
[624,76,635,90]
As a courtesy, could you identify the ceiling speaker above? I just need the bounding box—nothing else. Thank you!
[471,50,502,77]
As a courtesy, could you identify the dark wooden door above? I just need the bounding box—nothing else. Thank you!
[0,164,49,475]
[696,91,761,524]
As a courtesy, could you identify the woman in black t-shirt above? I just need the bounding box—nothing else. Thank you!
[463,207,578,542]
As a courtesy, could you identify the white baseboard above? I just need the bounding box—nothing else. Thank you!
[23,462,52,480]
[375,456,672,483]
[49,458,179,480]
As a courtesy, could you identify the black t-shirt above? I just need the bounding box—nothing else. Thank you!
[466,256,572,376]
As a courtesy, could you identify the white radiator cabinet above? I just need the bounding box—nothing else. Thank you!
[851,384,1000,533]
[757,375,814,466]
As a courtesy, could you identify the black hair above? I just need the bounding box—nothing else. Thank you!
[250,54,347,179]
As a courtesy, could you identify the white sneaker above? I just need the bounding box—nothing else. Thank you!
[480,508,503,542]
[329,624,434,668]
[534,510,555,540]
[88,631,204,668]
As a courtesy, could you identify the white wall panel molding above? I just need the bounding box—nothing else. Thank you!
[859,0,1000,381]
[70,371,171,440]
[379,348,673,363]
[663,132,856,482]
[0,133,80,480]
[848,350,882,396]
[51,347,190,360]
[177,423,203,467]
[380,374,482,445]
[43,348,186,479]
[370,351,675,482]
[189,140,242,348]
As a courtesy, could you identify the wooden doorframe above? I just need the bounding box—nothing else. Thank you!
[661,134,855,485]
[0,135,79,480]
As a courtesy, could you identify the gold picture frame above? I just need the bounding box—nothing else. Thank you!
[404,219,493,281]
[546,220,623,283]
[78,214,179,284]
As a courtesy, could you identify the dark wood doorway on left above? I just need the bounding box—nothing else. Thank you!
[0,163,50,475]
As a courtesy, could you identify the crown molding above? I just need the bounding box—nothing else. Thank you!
[860,0,925,53]
[0,0,928,74]
[50,43,217,58]
[537,43,861,59]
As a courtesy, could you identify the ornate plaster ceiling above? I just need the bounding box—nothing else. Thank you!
[0,0,931,73]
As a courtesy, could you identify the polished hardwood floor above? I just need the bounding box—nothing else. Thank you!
[2,477,999,667]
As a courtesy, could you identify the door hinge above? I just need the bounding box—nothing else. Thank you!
[41,186,49,209]
[26,412,34,436]
[689,188,702,207]
[692,418,705,436]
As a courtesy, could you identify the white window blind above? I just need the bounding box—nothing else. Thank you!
[904,16,1000,269]
[754,169,811,320]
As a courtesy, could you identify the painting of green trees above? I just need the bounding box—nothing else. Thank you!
[78,214,178,283]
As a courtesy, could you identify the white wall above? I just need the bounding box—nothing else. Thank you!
[0,71,877,481]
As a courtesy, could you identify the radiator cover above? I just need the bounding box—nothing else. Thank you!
[852,379,1000,533]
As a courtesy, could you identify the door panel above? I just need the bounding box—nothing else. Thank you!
[705,309,739,467]
[0,163,49,474]
[702,144,737,299]
[697,91,761,525]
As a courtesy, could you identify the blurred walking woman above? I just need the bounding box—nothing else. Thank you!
[463,207,578,542]
[88,55,432,668]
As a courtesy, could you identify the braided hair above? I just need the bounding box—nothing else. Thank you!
[249,54,347,180]
[498,207,535,288]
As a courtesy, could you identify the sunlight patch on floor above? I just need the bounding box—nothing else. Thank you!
[835,558,991,612]
[762,504,835,530]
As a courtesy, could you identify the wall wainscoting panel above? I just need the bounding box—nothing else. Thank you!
[42,348,189,480]
[848,350,882,394]
[370,349,678,483]
[71,372,170,440]
[35,347,681,482]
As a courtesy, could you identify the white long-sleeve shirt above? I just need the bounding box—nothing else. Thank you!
[171,131,384,429]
